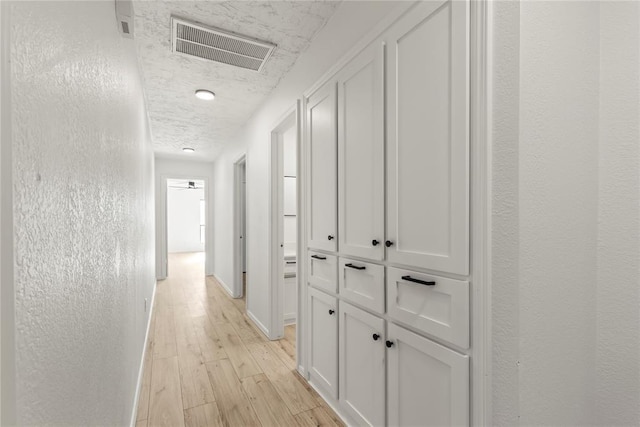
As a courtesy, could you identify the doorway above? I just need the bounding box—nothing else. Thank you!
[270,104,299,342]
[166,179,206,276]
[234,156,247,300]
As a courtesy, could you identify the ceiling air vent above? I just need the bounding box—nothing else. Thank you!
[171,17,276,73]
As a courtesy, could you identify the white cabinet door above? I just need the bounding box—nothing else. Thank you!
[338,257,385,315]
[385,0,470,275]
[387,323,469,427]
[339,302,385,427]
[307,81,338,252]
[337,42,385,261]
[308,287,339,399]
[308,251,337,294]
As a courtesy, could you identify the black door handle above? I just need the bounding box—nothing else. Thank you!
[372,239,379,246]
[345,263,366,270]
[328,309,335,315]
[372,333,380,341]
[311,255,326,260]
[386,340,394,348]
[385,240,394,247]
[328,235,334,240]
[401,275,436,286]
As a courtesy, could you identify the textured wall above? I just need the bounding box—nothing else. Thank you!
[10,1,155,424]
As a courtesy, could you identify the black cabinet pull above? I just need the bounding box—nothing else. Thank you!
[286,261,296,264]
[327,235,334,240]
[372,333,380,341]
[385,240,394,247]
[345,263,366,271]
[372,239,379,246]
[386,340,394,348]
[311,255,326,260]
[401,275,436,286]
[328,309,335,315]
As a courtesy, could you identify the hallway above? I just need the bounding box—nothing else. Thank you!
[136,253,343,427]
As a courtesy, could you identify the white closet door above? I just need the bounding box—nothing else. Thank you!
[306,82,338,252]
[339,302,385,427]
[337,42,385,261]
[385,0,470,275]
[308,287,339,398]
[387,322,469,427]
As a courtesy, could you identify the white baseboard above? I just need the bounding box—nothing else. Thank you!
[213,273,237,298]
[284,313,296,325]
[246,309,271,339]
[129,282,157,427]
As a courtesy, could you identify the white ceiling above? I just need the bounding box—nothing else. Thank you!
[133,1,341,161]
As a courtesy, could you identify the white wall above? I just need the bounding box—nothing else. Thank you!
[491,1,640,424]
[154,157,214,279]
[7,1,155,425]
[211,0,412,336]
[167,185,204,253]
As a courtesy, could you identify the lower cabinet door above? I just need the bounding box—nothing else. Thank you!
[387,323,469,427]
[339,302,385,426]
[308,287,339,398]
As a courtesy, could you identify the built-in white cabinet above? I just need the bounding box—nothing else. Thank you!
[308,287,339,399]
[385,0,469,275]
[308,251,337,294]
[337,42,385,261]
[387,322,469,427]
[338,257,385,315]
[339,302,385,426]
[306,81,338,252]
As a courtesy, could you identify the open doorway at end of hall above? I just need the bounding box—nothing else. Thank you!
[166,178,206,277]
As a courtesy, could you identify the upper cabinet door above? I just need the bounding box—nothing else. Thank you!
[337,43,385,261]
[386,0,470,275]
[306,81,338,252]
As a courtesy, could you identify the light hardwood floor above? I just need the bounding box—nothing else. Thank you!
[137,252,344,427]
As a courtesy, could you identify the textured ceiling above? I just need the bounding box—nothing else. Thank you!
[133,1,341,161]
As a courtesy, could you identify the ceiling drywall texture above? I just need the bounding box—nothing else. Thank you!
[134,1,340,161]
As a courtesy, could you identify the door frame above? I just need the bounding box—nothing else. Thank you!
[268,102,300,340]
[233,155,247,299]
[158,174,209,279]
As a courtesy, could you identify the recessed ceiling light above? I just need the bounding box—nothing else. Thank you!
[195,89,215,100]
[182,147,195,153]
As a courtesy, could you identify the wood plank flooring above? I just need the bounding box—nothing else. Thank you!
[137,252,344,427]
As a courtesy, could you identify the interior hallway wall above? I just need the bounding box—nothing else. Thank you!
[491,1,640,425]
[154,157,214,279]
[7,1,156,425]
[211,0,412,336]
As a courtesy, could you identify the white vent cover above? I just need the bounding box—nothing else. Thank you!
[171,17,276,72]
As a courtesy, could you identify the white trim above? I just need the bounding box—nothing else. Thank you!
[246,309,270,339]
[470,0,492,425]
[232,154,246,299]
[213,273,235,299]
[269,103,299,341]
[296,97,307,376]
[129,282,157,427]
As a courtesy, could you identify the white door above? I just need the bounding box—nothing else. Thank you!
[308,287,339,398]
[337,42,385,261]
[387,323,469,426]
[339,302,385,427]
[306,81,338,252]
[385,0,470,275]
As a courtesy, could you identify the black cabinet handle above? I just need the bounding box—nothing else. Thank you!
[401,275,436,286]
[372,239,379,246]
[328,309,335,315]
[286,261,296,264]
[345,263,366,271]
[386,340,394,348]
[372,333,380,341]
[328,235,334,241]
[385,240,394,247]
[311,255,326,260]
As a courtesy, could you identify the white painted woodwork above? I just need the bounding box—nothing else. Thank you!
[337,42,385,261]
[339,302,385,427]
[307,251,337,294]
[308,287,339,399]
[387,267,469,348]
[385,0,470,275]
[338,258,385,315]
[306,82,338,252]
[387,323,469,427]
[284,275,297,324]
